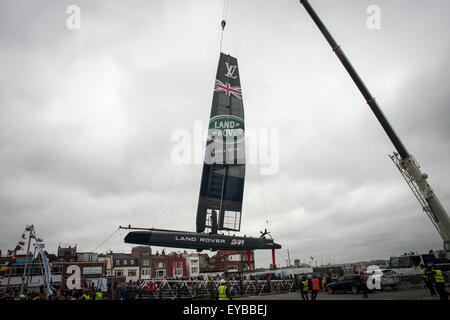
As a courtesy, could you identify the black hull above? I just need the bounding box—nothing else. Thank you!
[124,229,281,251]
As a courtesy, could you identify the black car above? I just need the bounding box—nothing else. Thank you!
[326,274,363,294]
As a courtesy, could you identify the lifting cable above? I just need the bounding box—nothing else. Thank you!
[219,0,230,53]
[257,167,271,231]
[149,2,232,234]
[93,227,120,252]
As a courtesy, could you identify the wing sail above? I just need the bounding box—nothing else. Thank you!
[196,53,245,233]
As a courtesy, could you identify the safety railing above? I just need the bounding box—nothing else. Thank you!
[138,279,296,300]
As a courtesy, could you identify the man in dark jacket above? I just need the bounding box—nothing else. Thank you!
[359,270,368,298]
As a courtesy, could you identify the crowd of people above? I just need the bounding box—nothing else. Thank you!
[1,266,448,300]
[0,282,108,300]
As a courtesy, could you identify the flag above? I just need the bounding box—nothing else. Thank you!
[0,266,10,273]
[18,241,25,246]
[37,244,53,296]
[214,79,242,99]
[39,243,45,248]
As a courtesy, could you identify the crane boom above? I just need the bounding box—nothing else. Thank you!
[299,0,450,251]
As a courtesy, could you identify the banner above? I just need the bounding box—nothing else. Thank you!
[37,243,53,296]
[96,278,108,292]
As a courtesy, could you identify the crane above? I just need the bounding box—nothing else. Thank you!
[299,0,450,254]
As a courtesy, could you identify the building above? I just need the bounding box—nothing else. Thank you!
[62,261,107,289]
[131,246,152,280]
[57,244,77,262]
[77,252,98,262]
[112,253,139,282]
[98,251,113,276]
[167,252,185,278]
[182,252,200,278]
[151,250,167,278]
[209,250,255,273]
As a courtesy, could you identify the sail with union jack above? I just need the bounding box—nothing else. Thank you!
[196,52,245,234]
[214,79,242,99]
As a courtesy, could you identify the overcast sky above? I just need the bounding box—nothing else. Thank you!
[1,0,449,268]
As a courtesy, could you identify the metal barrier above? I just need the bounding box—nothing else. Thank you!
[138,279,296,300]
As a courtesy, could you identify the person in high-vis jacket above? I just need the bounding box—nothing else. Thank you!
[217,279,232,300]
[311,276,320,300]
[431,265,448,300]
[321,275,327,292]
[94,289,104,300]
[300,277,309,300]
[420,264,436,296]
[80,290,90,301]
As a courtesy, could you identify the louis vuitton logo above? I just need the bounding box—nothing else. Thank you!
[224,61,237,79]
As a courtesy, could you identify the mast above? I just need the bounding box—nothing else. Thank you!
[20,224,33,296]
[299,0,450,248]
[26,244,38,291]
[196,52,245,234]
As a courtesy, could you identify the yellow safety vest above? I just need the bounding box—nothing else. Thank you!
[434,269,445,283]
[80,294,90,300]
[32,295,40,300]
[302,280,309,292]
[421,268,428,280]
[94,292,103,300]
[218,285,229,300]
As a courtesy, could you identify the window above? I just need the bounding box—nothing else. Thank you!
[156,269,166,278]
[141,268,151,276]
[173,262,177,269]
[389,257,413,268]
[115,269,123,277]
[130,260,135,265]
[412,256,421,267]
[174,268,183,277]
[115,260,120,266]
[143,251,150,256]
[228,254,240,262]
[191,267,199,274]
[227,265,238,272]
[128,270,137,277]
[143,259,150,266]
[178,261,183,268]
[157,262,164,269]
[123,260,128,266]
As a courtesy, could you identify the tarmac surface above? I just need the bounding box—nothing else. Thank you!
[234,288,445,300]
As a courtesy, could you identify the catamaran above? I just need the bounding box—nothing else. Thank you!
[123,52,281,253]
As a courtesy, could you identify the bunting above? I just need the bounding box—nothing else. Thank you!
[8,226,32,261]
[2,226,33,274]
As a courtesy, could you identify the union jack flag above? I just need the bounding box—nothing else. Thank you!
[214,79,242,100]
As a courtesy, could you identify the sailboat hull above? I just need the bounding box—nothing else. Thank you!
[124,229,281,251]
